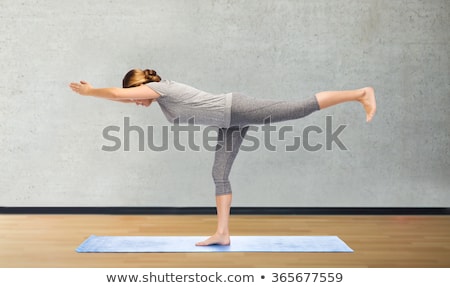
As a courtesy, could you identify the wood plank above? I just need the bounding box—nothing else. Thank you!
[0,215,449,267]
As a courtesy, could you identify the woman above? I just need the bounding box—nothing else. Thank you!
[69,68,376,246]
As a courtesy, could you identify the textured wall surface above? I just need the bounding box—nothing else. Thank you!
[1,0,449,207]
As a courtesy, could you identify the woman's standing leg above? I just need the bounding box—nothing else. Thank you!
[196,126,249,246]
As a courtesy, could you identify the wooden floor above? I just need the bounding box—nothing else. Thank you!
[0,215,449,268]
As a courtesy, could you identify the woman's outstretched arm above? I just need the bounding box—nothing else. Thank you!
[69,81,160,100]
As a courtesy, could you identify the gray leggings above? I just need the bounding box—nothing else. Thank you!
[212,93,320,195]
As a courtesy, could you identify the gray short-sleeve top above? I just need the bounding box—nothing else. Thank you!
[147,80,233,128]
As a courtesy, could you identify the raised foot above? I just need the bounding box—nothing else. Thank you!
[195,234,230,246]
[360,87,376,122]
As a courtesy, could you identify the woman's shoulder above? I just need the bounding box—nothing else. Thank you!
[146,80,173,96]
[148,79,171,85]
[147,80,200,96]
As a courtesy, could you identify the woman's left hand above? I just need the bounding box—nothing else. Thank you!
[133,99,153,107]
[69,81,93,96]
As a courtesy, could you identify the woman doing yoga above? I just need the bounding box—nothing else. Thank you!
[69,68,376,246]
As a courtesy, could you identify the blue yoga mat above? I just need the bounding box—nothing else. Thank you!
[76,235,353,253]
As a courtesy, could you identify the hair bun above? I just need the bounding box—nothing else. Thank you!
[144,69,161,82]
[144,69,157,77]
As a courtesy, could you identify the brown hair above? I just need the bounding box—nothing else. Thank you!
[122,69,161,88]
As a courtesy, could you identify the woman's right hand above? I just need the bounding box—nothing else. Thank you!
[69,81,93,96]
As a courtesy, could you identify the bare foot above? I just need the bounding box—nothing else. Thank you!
[359,87,376,122]
[196,233,230,246]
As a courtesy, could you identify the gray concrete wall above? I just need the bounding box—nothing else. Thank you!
[1,0,449,207]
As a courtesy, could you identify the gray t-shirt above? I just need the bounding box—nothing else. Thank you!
[147,80,233,128]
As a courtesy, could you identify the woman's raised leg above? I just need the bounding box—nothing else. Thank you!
[315,87,376,122]
[229,87,376,127]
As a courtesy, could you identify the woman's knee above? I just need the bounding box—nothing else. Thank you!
[214,180,232,195]
[212,172,232,195]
